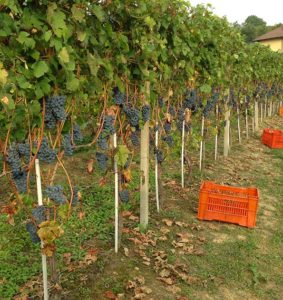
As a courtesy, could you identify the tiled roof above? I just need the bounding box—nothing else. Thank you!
[255,26,283,41]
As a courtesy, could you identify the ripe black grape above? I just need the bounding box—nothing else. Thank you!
[73,123,83,143]
[119,189,129,203]
[164,121,171,134]
[96,152,108,171]
[44,95,67,129]
[12,170,27,193]
[169,105,175,117]
[6,144,21,173]
[32,206,46,224]
[63,134,73,156]
[26,222,40,244]
[130,131,139,146]
[37,138,57,163]
[124,107,140,127]
[72,186,80,206]
[141,105,151,122]
[163,135,174,146]
[103,116,115,135]
[45,185,66,205]
[97,136,108,150]
[158,97,164,108]
[18,142,31,164]
[154,148,164,164]
[113,87,125,105]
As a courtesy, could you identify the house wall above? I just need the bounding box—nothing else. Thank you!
[260,38,283,52]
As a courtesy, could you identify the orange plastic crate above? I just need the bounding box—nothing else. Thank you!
[198,181,259,228]
[280,107,283,117]
[261,128,283,149]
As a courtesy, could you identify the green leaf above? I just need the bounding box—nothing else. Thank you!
[115,145,130,167]
[92,5,104,21]
[71,5,85,23]
[44,30,52,42]
[16,31,35,49]
[32,61,49,78]
[58,47,70,63]
[66,76,80,91]
[200,84,212,94]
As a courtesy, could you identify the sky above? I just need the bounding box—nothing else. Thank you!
[189,0,283,25]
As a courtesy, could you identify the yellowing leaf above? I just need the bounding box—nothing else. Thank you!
[0,68,8,85]
[58,47,70,63]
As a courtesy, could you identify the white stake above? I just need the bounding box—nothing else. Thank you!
[260,103,263,123]
[215,105,218,161]
[155,123,160,212]
[199,116,204,170]
[237,105,241,144]
[113,133,119,253]
[181,120,185,187]
[35,159,49,300]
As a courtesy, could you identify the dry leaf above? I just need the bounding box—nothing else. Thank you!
[87,159,94,174]
[140,286,152,294]
[124,247,129,257]
[104,290,117,299]
[158,277,174,285]
[162,219,173,226]
[166,285,181,294]
[159,269,171,278]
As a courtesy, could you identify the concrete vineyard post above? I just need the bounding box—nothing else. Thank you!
[140,82,150,229]
[113,133,119,253]
[223,103,230,157]
[155,122,160,212]
[237,105,241,144]
[181,120,185,187]
[254,100,259,131]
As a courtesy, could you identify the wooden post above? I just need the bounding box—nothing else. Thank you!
[155,122,160,212]
[140,82,150,229]
[113,133,119,253]
[35,159,49,300]
[245,107,249,139]
[214,105,218,160]
[264,99,267,118]
[254,100,259,131]
[223,103,230,157]
[199,116,204,169]
[260,102,263,123]
[237,105,241,144]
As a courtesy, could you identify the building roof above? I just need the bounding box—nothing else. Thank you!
[255,26,283,41]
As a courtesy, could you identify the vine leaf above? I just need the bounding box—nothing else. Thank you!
[115,145,130,167]
[32,61,49,78]
[58,47,70,64]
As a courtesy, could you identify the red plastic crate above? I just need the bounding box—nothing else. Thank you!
[198,181,259,228]
[261,128,283,149]
[280,107,283,117]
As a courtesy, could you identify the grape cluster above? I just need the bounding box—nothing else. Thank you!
[44,95,66,129]
[32,206,46,224]
[124,106,140,127]
[73,123,83,143]
[37,138,57,163]
[63,134,73,156]
[113,87,125,105]
[164,121,171,134]
[124,156,131,169]
[96,152,108,171]
[12,170,27,193]
[103,116,115,135]
[169,105,175,117]
[6,144,21,174]
[154,148,164,164]
[184,89,197,111]
[97,135,108,150]
[26,222,40,244]
[203,91,219,117]
[163,135,174,147]
[72,187,80,206]
[130,130,139,146]
[141,105,151,122]
[18,142,31,164]
[46,185,66,205]
[119,189,129,203]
